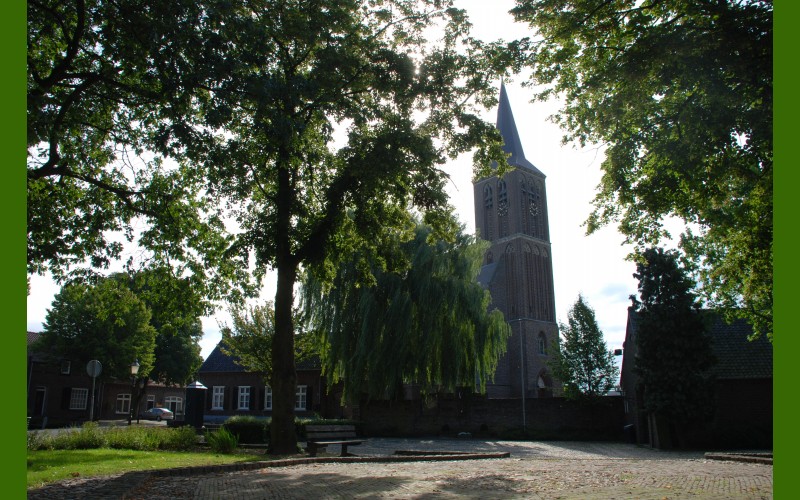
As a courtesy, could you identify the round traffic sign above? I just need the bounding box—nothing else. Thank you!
[86,359,102,378]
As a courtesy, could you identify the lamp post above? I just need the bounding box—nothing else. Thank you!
[128,360,139,426]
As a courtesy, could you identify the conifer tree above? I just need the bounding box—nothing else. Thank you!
[551,295,618,399]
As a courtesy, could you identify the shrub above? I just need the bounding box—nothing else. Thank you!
[105,426,161,451]
[223,416,269,444]
[206,427,239,454]
[161,425,199,451]
[49,422,105,449]
[27,430,54,451]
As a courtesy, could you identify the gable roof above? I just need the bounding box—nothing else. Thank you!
[622,310,772,381]
[708,316,772,379]
[198,341,321,374]
[495,82,545,177]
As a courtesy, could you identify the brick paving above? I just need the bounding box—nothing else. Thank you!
[27,439,773,499]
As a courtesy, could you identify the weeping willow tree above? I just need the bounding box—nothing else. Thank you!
[302,222,510,400]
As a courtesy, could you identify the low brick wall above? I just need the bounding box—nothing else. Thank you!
[359,395,625,440]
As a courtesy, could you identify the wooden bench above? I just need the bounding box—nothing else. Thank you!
[305,424,363,457]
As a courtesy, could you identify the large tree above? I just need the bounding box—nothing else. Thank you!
[632,247,716,448]
[302,221,511,400]
[188,0,509,454]
[551,294,618,400]
[511,0,773,340]
[38,278,157,382]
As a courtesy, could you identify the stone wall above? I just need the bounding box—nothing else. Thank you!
[359,394,625,440]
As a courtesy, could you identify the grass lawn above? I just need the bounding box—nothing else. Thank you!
[27,448,268,489]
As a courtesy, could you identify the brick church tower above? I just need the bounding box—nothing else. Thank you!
[474,83,560,399]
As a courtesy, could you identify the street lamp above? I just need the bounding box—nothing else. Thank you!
[128,360,140,426]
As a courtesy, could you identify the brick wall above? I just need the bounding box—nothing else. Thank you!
[358,394,625,440]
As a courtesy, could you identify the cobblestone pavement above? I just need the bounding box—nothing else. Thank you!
[28,439,773,499]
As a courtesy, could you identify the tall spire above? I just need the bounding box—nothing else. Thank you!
[496,82,544,176]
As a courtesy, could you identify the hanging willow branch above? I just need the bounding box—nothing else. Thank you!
[302,223,510,401]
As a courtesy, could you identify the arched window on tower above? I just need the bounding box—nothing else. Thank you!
[538,332,547,355]
[483,185,494,241]
[527,178,542,238]
[498,180,509,238]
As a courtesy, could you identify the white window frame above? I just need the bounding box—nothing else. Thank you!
[60,360,71,375]
[69,388,88,410]
[212,386,225,410]
[146,394,155,410]
[115,393,131,414]
[264,386,273,410]
[295,385,307,411]
[165,396,183,415]
[238,386,251,410]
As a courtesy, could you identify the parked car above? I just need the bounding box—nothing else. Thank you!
[139,407,174,421]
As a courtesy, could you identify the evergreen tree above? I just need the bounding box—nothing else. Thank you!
[632,247,716,447]
[551,295,618,399]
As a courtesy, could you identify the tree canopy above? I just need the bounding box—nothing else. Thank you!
[28,0,250,301]
[183,0,510,454]
[38,278,157,382]
[302,221,510,401]
[632,247,716,446]
[551,294,618,399]
[29,0,514,454]
[511,0,773,339]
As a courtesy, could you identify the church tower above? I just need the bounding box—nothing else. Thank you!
[474,83,559,399]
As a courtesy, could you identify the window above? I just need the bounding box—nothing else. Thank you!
[238,386,251,410]
[116,393,131,414]
[538,332,547,355]
[60,360,71,375]
[146,395,155,410]
[295,385,307,410]
[264,386,273,410]
[212,386,225,410]
[165,396,183,415]
[69,388,88,410]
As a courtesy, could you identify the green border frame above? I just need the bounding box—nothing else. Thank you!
[774,1,795,496]
[5,1,25,496]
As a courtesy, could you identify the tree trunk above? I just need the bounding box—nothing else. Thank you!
[269,257,298,454]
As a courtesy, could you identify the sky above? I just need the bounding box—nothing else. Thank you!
[26,0,641,362]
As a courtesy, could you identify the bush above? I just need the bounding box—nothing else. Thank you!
[49,422,105,450]
[206,427,239,454]
[161,425,199,451]
[223,416,269,444]
[105,426,161,451]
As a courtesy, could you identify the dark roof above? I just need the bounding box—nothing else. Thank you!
[27,331,41,347]
[623,310,772,380]
[707,315,772,379]
[198,341,321,373]
[495,83,545,177]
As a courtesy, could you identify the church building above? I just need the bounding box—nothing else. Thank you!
[474,84,560,399]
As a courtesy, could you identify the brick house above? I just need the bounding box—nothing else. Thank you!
[196,341,341,422]
[27,331,188,427]
[620,309,772,449]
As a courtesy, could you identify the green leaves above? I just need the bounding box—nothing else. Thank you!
[39,278,157,382]
[551,295,618,400]
[302,222,510,400]
[513,0,772,339]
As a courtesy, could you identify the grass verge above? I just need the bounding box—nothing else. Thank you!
[27,448,267,489]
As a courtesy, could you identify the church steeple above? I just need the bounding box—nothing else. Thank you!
[473,82,560,400]
[496,83,544,177]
